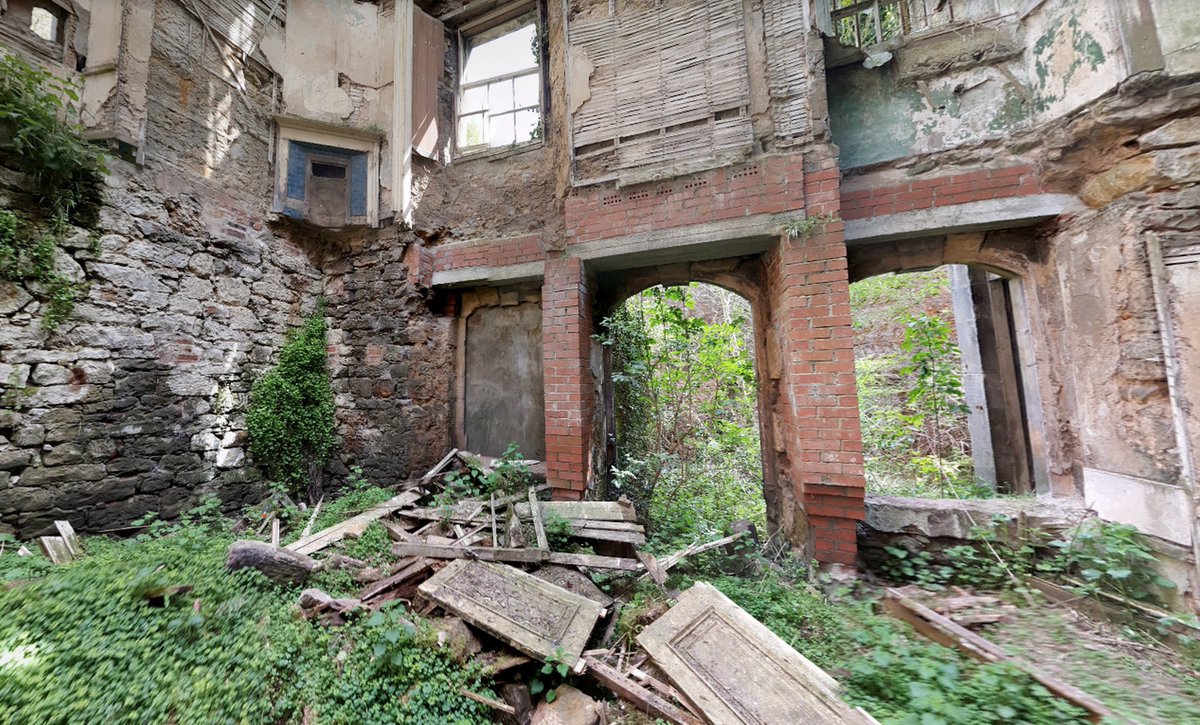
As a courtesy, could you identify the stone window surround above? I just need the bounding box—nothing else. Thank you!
[273,115,382,228]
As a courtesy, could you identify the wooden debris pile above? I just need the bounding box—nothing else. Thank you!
[223,449,873,724]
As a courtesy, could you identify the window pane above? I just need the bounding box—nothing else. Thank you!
[461,86,486,114]
[514,73,539,108]
[489,80,515,113]
[459,113,485,147]
[858,10,878,46]
[488,112,515,147]
[463,14,538,85]
[514,109,540,143]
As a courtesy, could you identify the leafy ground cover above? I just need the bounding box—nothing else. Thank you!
[0,499,492,725]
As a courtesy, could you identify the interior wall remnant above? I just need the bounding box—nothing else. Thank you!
[461,292,546,460]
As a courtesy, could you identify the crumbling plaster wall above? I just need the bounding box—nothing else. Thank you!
[272,0,395,131]
[829,0,1127,168]
[0,0,454,537]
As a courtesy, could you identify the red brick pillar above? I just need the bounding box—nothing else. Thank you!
[767,155,865,565]
[542,255,593,499]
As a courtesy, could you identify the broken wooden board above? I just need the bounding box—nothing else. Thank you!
[54,520,79,558]
[359,557,431,602]
[37,536,75,564]
[393,542,549,564]
[584,656,703,725]
[287,490,421,556]
[419,559,604,667]
[515,500,638,523]
[883,588,1113,722]
[637,581,871,724]
[546,551,643,571]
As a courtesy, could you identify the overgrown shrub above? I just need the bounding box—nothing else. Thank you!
[247,308,337,501]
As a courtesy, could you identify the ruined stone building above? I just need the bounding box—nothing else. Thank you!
[1,1,1199,603]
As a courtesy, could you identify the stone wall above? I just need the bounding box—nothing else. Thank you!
[0,1,452,538]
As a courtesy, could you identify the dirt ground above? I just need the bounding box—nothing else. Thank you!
[986,602,1200,724]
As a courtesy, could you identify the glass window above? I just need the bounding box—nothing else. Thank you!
[458,10,543,151]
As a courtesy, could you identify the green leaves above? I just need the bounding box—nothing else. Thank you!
[1049,520,1174,605]
[247,308,337,499]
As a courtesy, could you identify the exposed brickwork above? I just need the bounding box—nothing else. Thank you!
[761,153,866,565]
[839,166,1044,221]
[433,234,543,272]
[541,256,593,496]
[564,156,809,244]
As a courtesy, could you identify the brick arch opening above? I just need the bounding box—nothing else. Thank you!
[846,235,1053,496]
[590,257,792,548]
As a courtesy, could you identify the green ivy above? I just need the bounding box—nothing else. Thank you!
[247,308,337,500]
[0,520,490,724]
[0,53,107,331]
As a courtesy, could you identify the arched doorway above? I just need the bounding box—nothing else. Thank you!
[591,259,782,548]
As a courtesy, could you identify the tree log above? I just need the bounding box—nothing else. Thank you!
[226,540,317,586]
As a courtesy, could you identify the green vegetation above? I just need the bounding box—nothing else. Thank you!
[0,53,107,330]
[851,269,981,497]
[439,443,535,503]
[247,308,338,502]
[1045,519,1177,606]
[0,507,491,725]
[599,283,764,551]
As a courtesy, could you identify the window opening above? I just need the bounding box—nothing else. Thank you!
[458,9,542,151]
[29,6,58,42]
[311,161,347,179]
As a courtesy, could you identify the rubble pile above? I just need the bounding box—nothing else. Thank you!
[223,450,875,724]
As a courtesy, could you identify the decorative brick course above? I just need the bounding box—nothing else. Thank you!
[564,156,809,244]
[433,234,543,272]
[840,166,1044,220]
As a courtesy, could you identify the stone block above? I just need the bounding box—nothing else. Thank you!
[42,443,86,466]
[31,364,70,386]
[1139,117,1200,150]
[0,449,35,471]
[18,464,107,486]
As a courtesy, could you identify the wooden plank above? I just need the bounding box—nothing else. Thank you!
[53,521,79,559]
[287,490,421,556]
[515,500,638,523]
[300,496,322,539]
[490,493,498,548]
[569,526,646,545]
[421,448,460,486]
[1030,576,1200,648]
[529,488,549,550]
[459,688,516,716]
[637,581,869,725]
[360,557,431,602]
[643,531,746,579]
[584,657,703,725]
[546,551,643,571]
[379,518,418,542]
[419,559,604,667]
[270,518,281,546]
[393,542,549,564]
[883,588,1112,722]
[37,536,74,564]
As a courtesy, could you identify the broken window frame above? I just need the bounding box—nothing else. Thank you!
[454,1,544,158]
[831,0,911,48]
